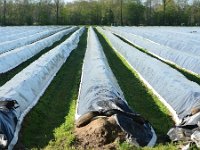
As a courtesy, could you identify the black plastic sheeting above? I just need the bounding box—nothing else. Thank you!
[0,100,18,149]
[168,113,200,148]
[77,96,156,146]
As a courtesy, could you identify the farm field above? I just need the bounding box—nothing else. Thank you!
[0,26,200,150]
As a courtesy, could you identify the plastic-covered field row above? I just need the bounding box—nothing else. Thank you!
[0,27,85,149]
[0,27,78,74]
[0,26,56,43]
[0,26,51,38]
[118,27,200,56]
[76,27,156,147]
[97,27,200,126]
[0,26,68,55]
[106,27,200,75]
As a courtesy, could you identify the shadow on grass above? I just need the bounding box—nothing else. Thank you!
[95,29,174,144]
[17,29,87,149]
[0,30,75,87]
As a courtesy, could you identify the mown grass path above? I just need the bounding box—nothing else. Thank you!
[0,30,75,87]
[95,29,176,149]
[16,29,88,149]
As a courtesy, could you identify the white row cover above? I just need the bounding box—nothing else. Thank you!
[118,27,200,56]
[0,27,51,43]
[0,26,67,55]
[76,27,156,147]
[0,27,77,74]
[97,27,200,125]
[0,26,48,38]
[76,27,126,119]
[106,27,200,75]
[0,26,60,38]
[0,27,85,149]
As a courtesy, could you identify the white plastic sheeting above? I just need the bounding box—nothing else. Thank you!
[76,27,157,147]
[118,27,200,56]
[0,26,47,38]
[0,27,50,43]
[106,27,200,75]
[0,26,67,55]
[76,27,126,119]
[0,27,77,73]
[97,27,200,125]
[0,27,85,149]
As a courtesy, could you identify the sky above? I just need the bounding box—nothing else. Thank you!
[65,0,75,2]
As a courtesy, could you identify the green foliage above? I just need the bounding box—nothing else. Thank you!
[1,0,200,25]
[124,2,145,25]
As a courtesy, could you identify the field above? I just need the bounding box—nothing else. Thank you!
[0,26,200,150]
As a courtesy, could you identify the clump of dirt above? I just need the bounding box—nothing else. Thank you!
[74,116,126,149]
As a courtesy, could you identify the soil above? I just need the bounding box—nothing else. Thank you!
[74,116,126,150]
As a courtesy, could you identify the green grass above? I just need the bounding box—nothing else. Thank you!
[17,29,88,149]
[95,28,177,149]
[0,30,75,87]
[115,34,200,86]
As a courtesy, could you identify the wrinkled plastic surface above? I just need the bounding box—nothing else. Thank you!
[117,26,200,56]
[76,27,156,147]
[0,26,67,54]
[0,109,17,147]
[167,112,200,147]
[107,27,200,75]
[0,27,85,149]
[0,27,77,73]
[97,27,200,124]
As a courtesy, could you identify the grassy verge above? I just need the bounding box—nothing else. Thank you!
[16,29,87,149]
[95,29,177,149]
[115,34,200,85]
[0,30,75,87]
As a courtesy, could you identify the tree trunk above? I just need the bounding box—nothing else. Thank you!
[120,0,123,25]
[3,0,6,26]
[55,0,59,25]
[163,0,166,25]
[149,0,152,25]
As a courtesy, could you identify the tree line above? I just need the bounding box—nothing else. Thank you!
[0,0,200,26]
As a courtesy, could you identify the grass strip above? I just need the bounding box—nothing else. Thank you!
[0,30,75,87]
[15,29,88,149]
[95,29,177,149]
[115,34,200,86]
